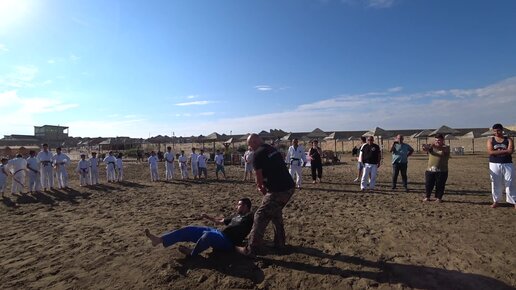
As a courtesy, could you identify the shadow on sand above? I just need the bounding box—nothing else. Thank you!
[257,245,514,290]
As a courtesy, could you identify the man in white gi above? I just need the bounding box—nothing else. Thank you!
[214,149,226,180]
[76,153,90,186]
[190,148,199,179]
[52,147,71,189]
[26,150,41,193]
[0,158,8,197]
[8,153,27,194]
[164,146,175,181]
[116,152,124,182]
[178,150,189,179]
[285,138,307,189]
[148,151,159,182]
[103,151,117,183]
[89,152,100,185]
[243,146,254,182]
[37,143,54,191]
[197,149,208,179]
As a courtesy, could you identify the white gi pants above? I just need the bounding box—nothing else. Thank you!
[289,164,303,188]
[361,163,378,190]
[28,170,41,192]
[489,162,515,204]
[11,171,25,193]
[180,163,188,179]
[55,166,68,188]
[90,168,99,185]
[165,162,174,180]
[117,167,124,182]
[41,164,54,189]
[106,165,116,182]
[79,169,89,186]
[191,164,199,178]
[150,167,159,181]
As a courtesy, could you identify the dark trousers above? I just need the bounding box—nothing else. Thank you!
[425,171,448,199]
[311,162,322,180]
[392,163,408,188]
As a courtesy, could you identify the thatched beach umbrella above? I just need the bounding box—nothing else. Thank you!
[362,127,392,147]
[444,134,458,147]
[205,132,222,152]
[428,125,460,137]
[460,131,483,154]
[323,132,337,152]
[413,129,433,152]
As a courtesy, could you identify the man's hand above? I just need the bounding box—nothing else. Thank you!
[257,185,267,195]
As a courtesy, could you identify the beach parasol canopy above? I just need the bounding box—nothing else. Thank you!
[428,125,459,137]
[362,127,392,138]
[306,128,328,140]
[481,127,516,137]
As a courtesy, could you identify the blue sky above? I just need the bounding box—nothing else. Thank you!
[1,0,515,138]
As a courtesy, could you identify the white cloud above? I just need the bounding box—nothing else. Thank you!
[0,43,8,53]
[255,85,273,91]
[388,86,403,93]
[186,95,197,99]
[69,53,80,63]
[0,65,39,88]
[198,112,215,116]
[340,0,396,8]
[175,100,210,106]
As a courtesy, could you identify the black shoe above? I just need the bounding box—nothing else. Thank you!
[404,187,409,193]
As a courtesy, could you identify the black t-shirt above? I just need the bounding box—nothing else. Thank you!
[309,147,322,164]
[253,144,295,192]
[222,212,254,246]
[361,143,381,164]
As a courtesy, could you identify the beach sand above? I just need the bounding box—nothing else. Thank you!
[1,153,515,290]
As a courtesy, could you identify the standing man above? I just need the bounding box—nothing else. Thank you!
[148,151,159,182]
[37,143,54,191]
[214,150,226,180]
[236,133,295,257]
[164,146,175,181]
[422,134,450,202]
[89,152,99,185]
[197,149,208,179]
[0,158,8,197]
[354,137,367,182]
[285,138,306,189]
[178,150,189,179]
[390,134,414,192]
[309,140,323,184]
[8,153,27,195]
[360,136,382,191]
[116,153,124,182]
[190,148,199,180]
[487,123,515,209]
[26,150,41,193]
[52,147,71,189]
[103,151,117,183]
[243,146,254,182]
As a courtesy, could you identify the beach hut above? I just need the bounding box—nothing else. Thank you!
[362,127,392,149]
[460,131,483,154]
[205,132,222,153]
[428,125,460,137]
[306,128,328,142]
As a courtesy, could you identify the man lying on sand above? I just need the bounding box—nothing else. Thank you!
[145,198,253,256]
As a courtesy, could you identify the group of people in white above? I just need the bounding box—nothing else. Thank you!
[147,146,213,181]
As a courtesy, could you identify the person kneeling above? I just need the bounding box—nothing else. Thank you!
[145,198,253,256]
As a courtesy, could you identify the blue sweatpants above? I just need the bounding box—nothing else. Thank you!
[161,226,233,256]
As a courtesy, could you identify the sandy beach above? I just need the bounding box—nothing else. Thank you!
[1,153,515,290]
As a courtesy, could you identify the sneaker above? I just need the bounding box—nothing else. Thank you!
[353,177,359,182]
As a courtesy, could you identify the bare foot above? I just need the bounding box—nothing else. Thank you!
[435,198,442,203]
[423,197,430,202]
[144,229,162,247]
[178,245,192,256]
[490,202,499,208]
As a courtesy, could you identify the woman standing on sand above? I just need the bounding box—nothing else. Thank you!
[486,123,515,209]
[422,134,450,202]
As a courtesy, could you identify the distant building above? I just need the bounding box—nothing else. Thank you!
[1,125,69,148]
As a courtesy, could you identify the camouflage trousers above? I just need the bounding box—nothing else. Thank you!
[247,188,295,252]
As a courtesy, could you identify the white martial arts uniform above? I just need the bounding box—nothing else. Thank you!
[164,151,175,180]
[89,157,99,185]
[244,150,254,173]
[76,159,90,186]
[190,152,199,178]
[0,164,8,194]
[116,158,124,182]
[53,153,71,189]
[148,155,159,181]
[178,155,188,179]
[103,154,117,182]
[285,145,307,188]
[8,156,27,194]
[37,150,54,190]
[26,156,41,192]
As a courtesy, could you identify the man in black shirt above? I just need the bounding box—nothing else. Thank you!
[236,134,295,257]
[360,136,382,191]
[144,198,253,256]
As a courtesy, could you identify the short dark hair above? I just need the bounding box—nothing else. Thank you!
[239,198,252,210]
[167,146,172,150]
[435,133,445,139]
[360,136,366,142]
[492,123,503,130]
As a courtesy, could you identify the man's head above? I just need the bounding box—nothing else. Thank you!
[118,152,123,158]
[434,134,445,145]
[150,151,155,156]
[1,157,8,164]
[29,150,36,157]
[16,153,22,158]
[80,153,86,160]
[200,149,204,154]
[92,152,97,157]
[216,149,220,154]
[492,123,504,136]
[237,198,252,214]
[180,150,184,155]
[367,136,374,144]
[360,136,366,143]
[192,148,196,153]
[247,133,263,151]
[42,143,49,151]
[56,147,62,154]
[167,146,172,151]
[292,138,299,147]
[396,134,404,143]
